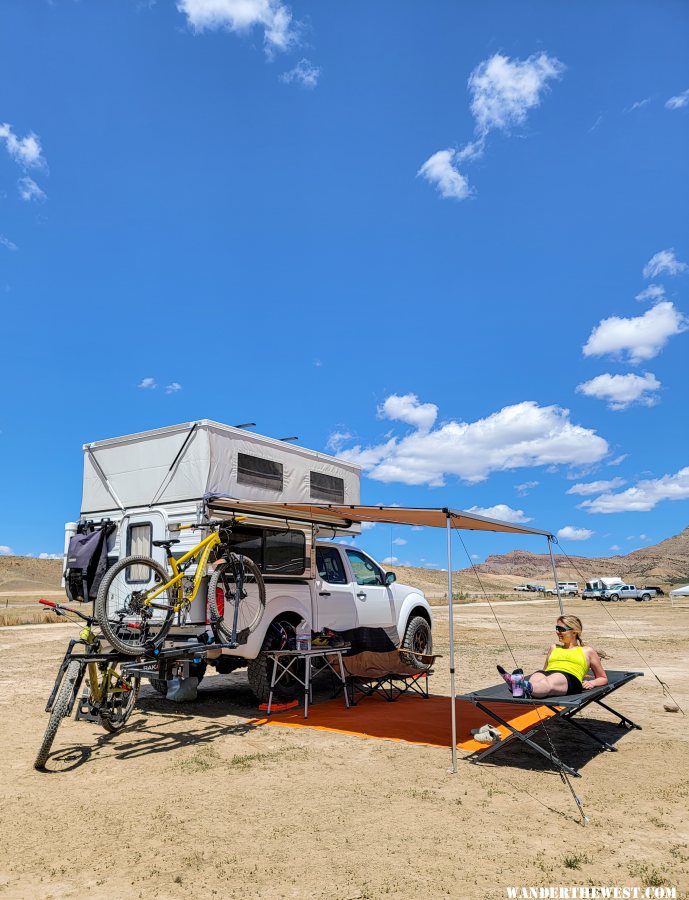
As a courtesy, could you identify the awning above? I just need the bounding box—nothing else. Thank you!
[206,498,553,538]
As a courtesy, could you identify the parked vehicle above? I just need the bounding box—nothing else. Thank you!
[599,584,656,602]
[583,578,624,600]
[544,581,579,597]
[513,584,531,592]
[513,583,545,592]
[642,585,665,596]
[69,420,433,702]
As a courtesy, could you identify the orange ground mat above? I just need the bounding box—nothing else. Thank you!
[252,694,557,751]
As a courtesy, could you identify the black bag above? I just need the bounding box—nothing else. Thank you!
[64,524,114,603]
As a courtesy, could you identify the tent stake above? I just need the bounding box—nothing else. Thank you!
[447,513,457,774]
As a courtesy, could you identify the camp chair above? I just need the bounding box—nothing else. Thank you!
[343,650,439,705]
[458,670,643,777]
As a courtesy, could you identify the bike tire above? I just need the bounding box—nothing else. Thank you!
[208,556,266,644]
[34,659,81,770]
[97,657,141,733]
[96,555,176,656]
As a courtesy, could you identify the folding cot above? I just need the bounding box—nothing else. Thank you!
[459,670,643,777]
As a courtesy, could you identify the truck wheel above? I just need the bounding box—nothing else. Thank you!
[641,593,651,602]
[609,593,619,602]
[400,616,433,670]
[248,626,302,704]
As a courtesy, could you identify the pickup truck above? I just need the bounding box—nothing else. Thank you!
[513,583,546,592]
[599,584,656,602]
[544,582,579,597]
[207,541,434,702]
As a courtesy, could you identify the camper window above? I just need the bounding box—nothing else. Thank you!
[126,523,152,582]
[310,471,345,503]
[223,525,306,576]
[237,453,283,492]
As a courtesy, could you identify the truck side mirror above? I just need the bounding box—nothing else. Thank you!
[385,571,396,586]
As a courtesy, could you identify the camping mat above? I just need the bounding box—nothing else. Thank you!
[252,694,557,751]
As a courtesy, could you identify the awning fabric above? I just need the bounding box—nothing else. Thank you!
[206,498,553,538]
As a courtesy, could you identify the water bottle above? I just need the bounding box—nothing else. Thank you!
[296,620,311,652]
[511,671,524,698]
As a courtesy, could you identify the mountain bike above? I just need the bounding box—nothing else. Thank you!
[34,600,140,769]
[95,518,266,656]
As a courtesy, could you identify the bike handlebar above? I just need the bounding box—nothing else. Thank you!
[38,598,92,622]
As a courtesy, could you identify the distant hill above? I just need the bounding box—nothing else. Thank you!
[0,557,62,593]
[472,526,689,584]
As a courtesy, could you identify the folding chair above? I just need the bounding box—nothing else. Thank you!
[458,670,643,777]
[345,651,438,705]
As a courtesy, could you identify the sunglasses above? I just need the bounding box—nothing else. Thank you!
[555,625,572,633]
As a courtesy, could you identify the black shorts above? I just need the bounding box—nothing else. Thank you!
[535,670,583,694]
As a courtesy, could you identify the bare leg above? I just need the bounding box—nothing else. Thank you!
[528,672,569,698]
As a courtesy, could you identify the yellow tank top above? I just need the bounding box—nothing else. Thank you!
[545,645,588,682]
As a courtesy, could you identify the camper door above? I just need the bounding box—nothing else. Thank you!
[118,511,169,620]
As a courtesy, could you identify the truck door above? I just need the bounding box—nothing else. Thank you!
[344,548,395,628]
[314,546,358,631]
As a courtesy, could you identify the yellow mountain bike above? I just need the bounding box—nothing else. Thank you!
[95,519,266,656]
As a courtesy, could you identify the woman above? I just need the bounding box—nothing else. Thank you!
[499,615,607,698]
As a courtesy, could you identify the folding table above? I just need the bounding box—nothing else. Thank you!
[459,670,643,777]
[265,644,351,719]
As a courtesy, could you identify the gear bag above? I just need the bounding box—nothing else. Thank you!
[64,524,114,603]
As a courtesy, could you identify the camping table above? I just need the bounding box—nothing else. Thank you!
[265,645,352,719]
[458,670,643,777]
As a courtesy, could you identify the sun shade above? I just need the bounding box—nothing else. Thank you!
[205,498,553,538]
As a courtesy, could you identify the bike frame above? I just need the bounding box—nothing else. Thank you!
[141,530,221,614]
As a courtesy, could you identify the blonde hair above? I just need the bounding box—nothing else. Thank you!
[558,615,584,645]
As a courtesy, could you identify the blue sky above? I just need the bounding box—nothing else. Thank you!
[1,0,688,569]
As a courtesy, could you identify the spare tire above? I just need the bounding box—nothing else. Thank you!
[399,615,433,670]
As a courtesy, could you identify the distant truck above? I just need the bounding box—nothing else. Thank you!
[513,583,546,593]
[599,584,656,602]
[582,577,624,600]
[544,581,579,597]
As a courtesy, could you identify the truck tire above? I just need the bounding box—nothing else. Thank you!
[400,615,433,670]
[248,626,302,704]
[609,593,619,602]
[640,593,651,602]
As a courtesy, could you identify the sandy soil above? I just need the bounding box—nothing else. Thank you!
[1,598,688,900]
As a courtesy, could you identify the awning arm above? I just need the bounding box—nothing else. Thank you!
[85,446,125,512]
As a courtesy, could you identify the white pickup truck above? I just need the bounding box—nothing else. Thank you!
[206,541,434,702]
[599,584,656,602]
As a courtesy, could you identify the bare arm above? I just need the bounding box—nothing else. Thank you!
[582,647,608,690]
[542,644,556,670]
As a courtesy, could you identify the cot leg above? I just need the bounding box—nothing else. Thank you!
[266,656,278,716]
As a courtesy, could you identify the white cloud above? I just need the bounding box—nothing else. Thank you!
[138,377,157,389]
[567,478,627,497]
[466,504,532,524]
[177,0,295,54]
[608,454,627,467]
[576,372,661,410]
[665,89,689,110]
[417,150,470,201]
[378,394,438,432]
[381,556,398,565]
[280,58,320,89]
[0,545,13,555]
[411,526,423,532]
[557,526,594,541]
[326,431,353,453]
[629,98,651,111]
[582,301,688,364]
[609,545,621,551]
[392,537,407,546]
[635,284,665,303]
[337,397,609,486]
[515,480,539,496]
[419,52,563,201]
[580,466,689,513]
[643,249,688,278]
[360,521,376,531]
[0,123,46,169]
[0,235,18,252]
[38,552,62,560]
[18,176,46,202]
[165,382,182,394]
[467,52,565,137]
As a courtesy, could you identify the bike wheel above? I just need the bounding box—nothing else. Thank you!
[208,555,266,644]
[34,659,81,770]
[96,555,176,656]
[97,658,141,733]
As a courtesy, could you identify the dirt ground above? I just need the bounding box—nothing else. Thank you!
[1,597,688,900]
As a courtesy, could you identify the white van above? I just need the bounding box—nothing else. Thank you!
[545,581,579,597]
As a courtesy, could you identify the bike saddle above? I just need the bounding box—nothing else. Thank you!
[152,539,180,548]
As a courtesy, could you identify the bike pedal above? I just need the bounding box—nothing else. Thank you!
[75,695,100,723]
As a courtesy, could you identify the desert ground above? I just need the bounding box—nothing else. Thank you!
[1,596,688,900]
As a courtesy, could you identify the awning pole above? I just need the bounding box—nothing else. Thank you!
[548,537,564,616]
[447,513,457,774]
